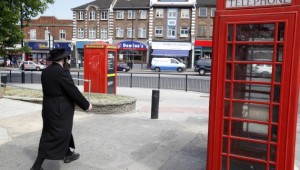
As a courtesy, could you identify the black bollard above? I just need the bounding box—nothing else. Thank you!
[21,71,25,84]
[151,90,160,119]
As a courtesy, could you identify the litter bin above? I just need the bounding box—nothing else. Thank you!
[1,74,7,87]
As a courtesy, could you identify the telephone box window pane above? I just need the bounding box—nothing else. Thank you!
[222,156,227,170]
[223,138,228,153]
[229,157,266,169]
[270,145,277,162]
[226,64,232,80]
[234,64,272,82]
[236,23,275,41]
[278,22,285,41]
[227,44,233,61]
[224,101,230,117]
[276,45,283,62]
[232,102,270,122]
[272,105,279,123]
[273,85,280,102]
[235,45,273,61]
[225,83,231,98]
[232,120,268,141]
[233,83,271,102]
[271,125,278,142]
[275,65,282,82]
[228,24,233,41]
[230,139,268,160]
[224,119,229,135]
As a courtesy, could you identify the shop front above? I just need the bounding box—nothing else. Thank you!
[194,40,212,60]
[151,42,192,68]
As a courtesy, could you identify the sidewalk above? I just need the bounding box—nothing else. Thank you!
[0,84,299,170]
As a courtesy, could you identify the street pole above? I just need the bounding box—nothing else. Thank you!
[127,0,134,70]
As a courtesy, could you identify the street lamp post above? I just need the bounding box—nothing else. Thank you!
[127,0,134,69]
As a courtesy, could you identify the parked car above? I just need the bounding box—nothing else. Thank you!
[194,59,212,76]
[117,63,130,72]
[151,58,186,72]
[253,64,272,76]
[19,61,46,71]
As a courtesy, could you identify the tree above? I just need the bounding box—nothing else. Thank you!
[0,0,54,56]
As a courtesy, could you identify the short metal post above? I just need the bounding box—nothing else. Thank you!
[130,73,133,88]
[9,70,12,83]
[21,71,25,84]
[78,72,80,85]
[151,90,160,119]
[31,71,33,84]
[185,74,188,92]
[158,73,161,89]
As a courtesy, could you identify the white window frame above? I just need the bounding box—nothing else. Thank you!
[211,8,216,17]
[101,11,108,20]
[89,28,96,39]
[198,25,207,36]
[168,20,176,26]
[155,9,164,18]
[168,9,177,18]
[101,28,108,39]
[127,27,135,38]
[180,27,189,37]
[89,10,96,20]
[116,28,124,38]
[78,11,84,20]
[30,29,36,40]
[44,30,50,40]
[128,10,135,19]
[199,7,207,17]
[138,27,146,38]
[181,9,189,18]
[155,26,163,37]
[167,26,176,38]
[139,10,147,19]
[116,10,124,19]
[59,30,66,40]
[78,28,84,38]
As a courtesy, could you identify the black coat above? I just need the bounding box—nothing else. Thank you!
[38,63,89,160]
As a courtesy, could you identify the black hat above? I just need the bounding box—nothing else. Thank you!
[46,48,71,61]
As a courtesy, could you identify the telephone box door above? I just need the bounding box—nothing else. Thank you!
[207,12,298,170]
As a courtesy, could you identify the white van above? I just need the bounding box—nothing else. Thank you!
[151,58,186,72]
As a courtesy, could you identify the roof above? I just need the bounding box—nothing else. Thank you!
[72,0,114,10]
[114,0,150,9]
[196,0,216,6]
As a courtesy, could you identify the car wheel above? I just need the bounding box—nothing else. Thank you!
[177,67,183,72]
[155,67,160,72]
[122,68,126,72]
[199,69,206,76]
[36,67,40,71]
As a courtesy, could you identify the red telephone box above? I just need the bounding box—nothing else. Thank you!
[207,1,300,170]
[84,42,117,94]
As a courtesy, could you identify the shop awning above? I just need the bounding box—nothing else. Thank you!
[152,49,189,57]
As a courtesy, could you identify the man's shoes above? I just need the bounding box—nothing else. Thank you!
[30,168,43,170]
[64,151,80,163]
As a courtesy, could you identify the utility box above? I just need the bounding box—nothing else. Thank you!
[84,42,117,94]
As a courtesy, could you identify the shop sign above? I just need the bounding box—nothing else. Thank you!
[152,42,191,50]
[226,0,291,8]
[27,42,72,51]
[118,41,147,50]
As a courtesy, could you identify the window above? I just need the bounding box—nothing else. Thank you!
[181,9,189,18]
[44,30,50,40]
[211,8,216,17]
[168,9,177,18]
[78,28,84,38]
[198,25,207,36]
[155,26,163,37]
[180,27,189,37]
[78,11,84,20]
[30,29,36,40]
[168,20,176,25]
[199,7,207,17]
[167,26,176,38]
[116,10,124,19]
[128,10,135,19]
[89,10,96,20]
[127,27,135,38]
[139,10,147,19]
[59,30,66,40]
[89,28,96,39]
[138,27,146,38]
[101,28,108,39]
[116,28,124,38]
[101,11,108,20]
[156,9,164,18]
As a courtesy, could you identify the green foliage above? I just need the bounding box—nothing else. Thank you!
[0,0,54,56]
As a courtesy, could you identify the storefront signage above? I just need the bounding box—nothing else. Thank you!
[27,42,72,51]
[152,42,191,50]
[118,41,147,50]
[226,0,291,8]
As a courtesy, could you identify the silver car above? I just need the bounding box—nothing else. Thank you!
[19,61,46,71]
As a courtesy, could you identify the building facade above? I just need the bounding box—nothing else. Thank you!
[22,16,73,64]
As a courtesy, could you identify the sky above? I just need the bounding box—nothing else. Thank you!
[37,0,94,19]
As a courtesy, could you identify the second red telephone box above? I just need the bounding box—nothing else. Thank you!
[84,42,117,94]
